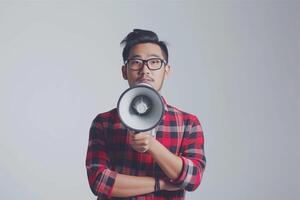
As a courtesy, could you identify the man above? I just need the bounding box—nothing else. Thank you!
[86,29,206,199]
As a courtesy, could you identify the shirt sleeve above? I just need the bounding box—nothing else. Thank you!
[170,115,206,191]
[85,116,117,198]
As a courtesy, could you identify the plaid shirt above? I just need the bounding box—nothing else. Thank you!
[86,97,206,199]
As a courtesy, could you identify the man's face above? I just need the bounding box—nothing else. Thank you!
[122,43,170,92]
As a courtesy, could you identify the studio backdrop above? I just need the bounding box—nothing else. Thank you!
[0,1,299,200]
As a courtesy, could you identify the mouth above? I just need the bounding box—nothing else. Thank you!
[136,77,154,84]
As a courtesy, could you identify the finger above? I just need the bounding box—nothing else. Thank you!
[132,132,151,140]
[128,129,136,135]
[131,137,150,144]
[130,144,147,153]
[131,139,150,148]
[135,147,147,153]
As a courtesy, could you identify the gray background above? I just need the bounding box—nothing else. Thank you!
[0,0,299,199]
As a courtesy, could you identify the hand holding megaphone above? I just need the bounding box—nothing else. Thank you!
[117,83,164,133]
[128,129,154,153]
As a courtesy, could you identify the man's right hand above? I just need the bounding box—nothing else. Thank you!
[160,179,181,191]
[128,130,154,153]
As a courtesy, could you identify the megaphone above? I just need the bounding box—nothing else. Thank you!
[117,83,164,132]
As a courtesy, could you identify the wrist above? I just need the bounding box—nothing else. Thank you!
[154,176,160,192]
[148,138,158,153]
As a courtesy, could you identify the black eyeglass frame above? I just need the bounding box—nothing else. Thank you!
[125,58,167,71]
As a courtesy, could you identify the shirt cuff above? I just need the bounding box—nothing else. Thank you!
[96,169,117,199]
[107,171,118,198]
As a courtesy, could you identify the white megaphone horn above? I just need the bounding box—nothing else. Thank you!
[117,83,164,132]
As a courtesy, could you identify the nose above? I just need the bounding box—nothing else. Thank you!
[139,62,151,75]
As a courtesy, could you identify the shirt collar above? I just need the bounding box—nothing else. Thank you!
[160,96,169,112]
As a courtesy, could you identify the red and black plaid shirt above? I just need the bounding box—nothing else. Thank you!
[86,97,206,199]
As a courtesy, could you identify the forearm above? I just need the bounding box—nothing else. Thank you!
[148,140,183,180]
[111,173,155,197]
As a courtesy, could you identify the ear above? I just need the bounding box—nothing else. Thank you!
[122,65,128,80]
[164,64,171,80]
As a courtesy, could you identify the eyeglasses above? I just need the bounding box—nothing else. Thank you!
[125,58,167,71]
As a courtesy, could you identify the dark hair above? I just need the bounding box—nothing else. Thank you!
[120,29,169,63]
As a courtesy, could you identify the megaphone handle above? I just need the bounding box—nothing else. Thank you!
[127,129,140,134]
[132,129,156,136]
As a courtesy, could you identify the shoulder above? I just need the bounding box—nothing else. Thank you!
[92,108,119,124]
[166,104,204,137]
[166,104,201,126]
